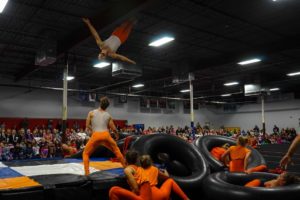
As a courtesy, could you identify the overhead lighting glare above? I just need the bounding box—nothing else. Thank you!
[221,94,232,97]
[149,36,174,47]
[63,76,74,81]
[0,0,8,13]
[180,89,190,93]
[238,58,261,65]
[93,62,110,68]
[132,84,144,88]
[287,71,300,77]
[224,82,239,86]
[270,88,280,91]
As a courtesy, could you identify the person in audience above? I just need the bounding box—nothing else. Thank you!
[32,139,40,158]
[25,143,33,159]
[280,135,300,169]
[210,143,230,161]
[221,136,251,172]
[40,142,49,158]
[140,155,190,200]
[25,129,34,144]
[109,151,152,200]
[10,129,22,145]
[83,96,125,175]
[245,172,300,187]
[62,141,77,158]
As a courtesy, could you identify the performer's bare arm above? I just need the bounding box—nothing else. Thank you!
[280,135,300,168]
[108,117,119,140]
[82,18,104,49]
[85,111,93,134]
[109,52,136,64]
[124,167,139,195]
[244,151,251,171]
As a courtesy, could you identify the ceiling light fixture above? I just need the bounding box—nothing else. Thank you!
[132,84,144,88]
[224,82,239,86]
[180,89,190,93]
[63,76,75,81]
[287,71,300,77]
[149,36,175,47]
[238,58,261,65]
[0,0,8,13]
[93,62,110,68]
[270,88,280,91]
[221,94,232,97]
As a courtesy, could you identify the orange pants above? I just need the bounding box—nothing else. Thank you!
[109,182,152,200]
[246,165,267,173]
[245,179,261,187]
[152,178,188,200]
[112,21,134,44]
[83,131,125,175]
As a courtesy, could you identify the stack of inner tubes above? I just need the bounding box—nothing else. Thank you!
[131,134,209,189]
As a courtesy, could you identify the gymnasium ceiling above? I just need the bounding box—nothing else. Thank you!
[0,0,300,104]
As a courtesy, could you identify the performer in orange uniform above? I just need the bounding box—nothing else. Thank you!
[82,18,136,64]
[140,155,190,200]
[221,136,251,172]
[210,143,230,161]
[109,151,152,200]
[244,172,300,187]
[83,97,125,175]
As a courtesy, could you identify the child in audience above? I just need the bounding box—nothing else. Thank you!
[32,140,40,158]
[40,143,49,158]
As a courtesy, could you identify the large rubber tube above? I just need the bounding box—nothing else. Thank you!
[70,135,139,158]
[194,135,266,172]
[131,134,209,189]
[204,172,300,200]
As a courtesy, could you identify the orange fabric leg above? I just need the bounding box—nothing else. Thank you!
[102,137,125,167]
[244,179,261,187]
[112,21,134,43]
[152,178,188,200]
[109,183,152,200]
[83,131,125,175]
[247,165,267,173]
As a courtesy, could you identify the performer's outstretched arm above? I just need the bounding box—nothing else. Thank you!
[82,18,104,49]
[110,53,136,64]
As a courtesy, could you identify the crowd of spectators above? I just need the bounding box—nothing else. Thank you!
[0,121,298,161]
[0,125,88,161]
[124,123,298,146]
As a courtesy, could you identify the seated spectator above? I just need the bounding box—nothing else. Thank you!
[25,143,33,159]
[32,140,40,158]
[40,143,49,158]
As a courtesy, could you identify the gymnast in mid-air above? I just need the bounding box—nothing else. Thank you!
[82,17,136,64]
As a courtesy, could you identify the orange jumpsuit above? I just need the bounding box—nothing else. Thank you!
[112,21,134,44]
[83,130,125,175]
[228,145,250,172]
[244,179,262,187]
[210,147,226,161]
[109,165,152,200]
[143,166,189,200]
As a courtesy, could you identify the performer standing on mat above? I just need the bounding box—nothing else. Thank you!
[82,17,136,64]
[83,97,125,175]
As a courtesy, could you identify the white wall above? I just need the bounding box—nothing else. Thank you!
[212,100,300,133]
[0,86,215,128]
[1,86,299,132]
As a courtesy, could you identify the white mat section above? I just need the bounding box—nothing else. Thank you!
[11,163,98,176]
[0,162,7,168]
